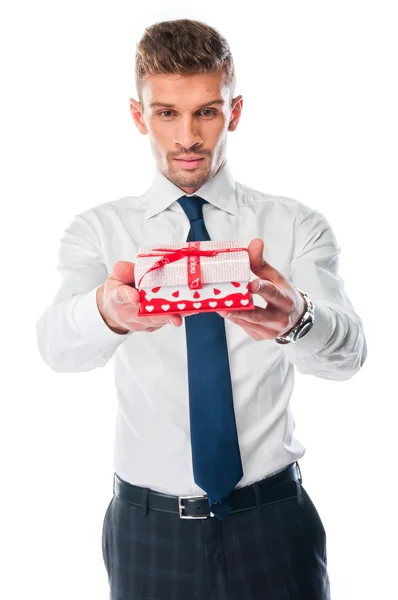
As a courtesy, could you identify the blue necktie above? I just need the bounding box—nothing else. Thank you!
[177,194,243,519]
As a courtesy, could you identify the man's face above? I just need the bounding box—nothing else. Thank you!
[130,70,243,194]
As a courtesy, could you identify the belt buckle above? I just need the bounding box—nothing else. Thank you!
[178,494,214,519]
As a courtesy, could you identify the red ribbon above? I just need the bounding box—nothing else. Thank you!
[136,245,248,289]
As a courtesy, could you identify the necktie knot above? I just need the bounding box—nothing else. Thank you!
[177,195,208,223]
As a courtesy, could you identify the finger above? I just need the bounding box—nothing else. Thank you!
[232,320,264,340]
[220,304,288,333]
[216,310,243,319]
[145,321,182,332]
[249,279,294,312]
[218,306,266,321]
[113,284,140,305]
[233,318,277,339]
[112,289,183,327]
[247,239,287,286]
[243,328,265,341]
[129,312,183,327]
[167,314,183,326]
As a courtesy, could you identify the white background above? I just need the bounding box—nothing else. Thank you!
[1,1,396,598]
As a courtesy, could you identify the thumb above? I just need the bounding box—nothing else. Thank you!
[107,261,139,304]
[109,261,136,285]
[247,238,285,286]
[247,238,264,276]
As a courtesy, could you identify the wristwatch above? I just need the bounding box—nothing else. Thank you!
[274,288,315,344]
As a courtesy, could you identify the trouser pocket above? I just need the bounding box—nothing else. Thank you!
[101,495,115,572]
[297,482,327,562]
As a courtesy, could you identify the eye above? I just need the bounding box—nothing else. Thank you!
[200,109,217,117]
[159,110,174,118]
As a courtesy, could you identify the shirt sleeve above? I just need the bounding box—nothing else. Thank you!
[279,206,367,380]
[36,212,133,372]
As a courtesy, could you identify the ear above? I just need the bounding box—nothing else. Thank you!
[129,98,148,135]
[228,95,243,132]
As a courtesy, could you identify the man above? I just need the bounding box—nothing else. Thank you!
[36,18,367,600]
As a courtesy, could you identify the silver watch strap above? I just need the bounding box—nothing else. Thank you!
[274,289,314,344]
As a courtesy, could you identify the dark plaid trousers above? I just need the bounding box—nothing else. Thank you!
[101,475,331,599]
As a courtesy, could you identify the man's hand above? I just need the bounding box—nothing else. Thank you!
[96,261,184,334]
[216,239,306,341]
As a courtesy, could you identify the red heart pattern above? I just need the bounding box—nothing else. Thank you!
[141,281,253,315]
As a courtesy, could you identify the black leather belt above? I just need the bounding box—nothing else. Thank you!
[113,461,302,519]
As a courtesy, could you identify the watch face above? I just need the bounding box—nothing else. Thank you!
[296,321,313,340]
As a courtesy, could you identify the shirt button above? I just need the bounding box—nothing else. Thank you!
[100,351,109,359]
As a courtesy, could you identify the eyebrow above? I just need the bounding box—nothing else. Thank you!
[149,99,225,109]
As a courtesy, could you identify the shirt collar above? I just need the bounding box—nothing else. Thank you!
[144,159,238,220]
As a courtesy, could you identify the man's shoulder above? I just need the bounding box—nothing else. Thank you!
[78,194,146,223]
[236,181,314,216]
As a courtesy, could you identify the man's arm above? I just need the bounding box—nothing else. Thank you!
[36,212,133,373]
[281,206,367,380]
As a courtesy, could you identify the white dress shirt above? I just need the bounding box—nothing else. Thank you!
[36,160,367,496]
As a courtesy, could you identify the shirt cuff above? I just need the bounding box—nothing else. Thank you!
[72,285,133,350]
[277,300,334,357]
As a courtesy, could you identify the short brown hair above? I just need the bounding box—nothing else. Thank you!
[135,19,236,103]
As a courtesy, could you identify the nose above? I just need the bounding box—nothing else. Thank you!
[173,115,203,151]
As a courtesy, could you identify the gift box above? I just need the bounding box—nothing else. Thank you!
[134,240,255,316]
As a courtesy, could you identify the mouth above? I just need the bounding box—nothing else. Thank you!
[174,157,205,170]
